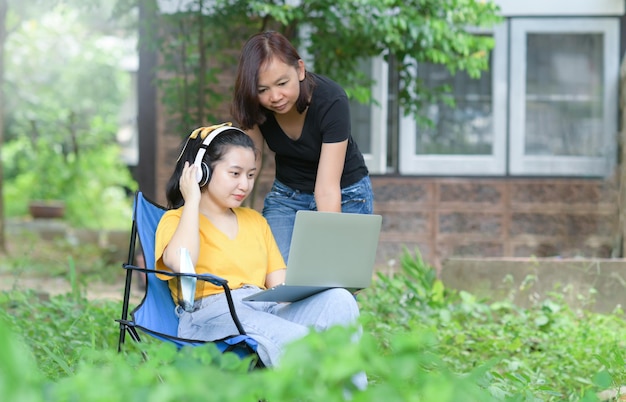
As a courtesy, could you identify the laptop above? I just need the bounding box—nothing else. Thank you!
[243,210,382,302]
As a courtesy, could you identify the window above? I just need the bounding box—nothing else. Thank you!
[414,58,493,156]
[395,18,619,177]
[509,18,619,176]
[399,24,508,175]
[350,56,388,174]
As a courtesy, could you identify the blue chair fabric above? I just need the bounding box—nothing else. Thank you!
[116,192,260,363]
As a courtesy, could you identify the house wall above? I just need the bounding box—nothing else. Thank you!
[152,130,621,271]
[370,176,620,270]
[148,4,625,272]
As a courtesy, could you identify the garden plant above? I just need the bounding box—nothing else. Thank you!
[1,238,626,401]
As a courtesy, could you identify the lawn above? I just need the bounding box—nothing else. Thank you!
[1,232,625,401]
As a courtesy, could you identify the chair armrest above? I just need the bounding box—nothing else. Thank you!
[122,264,228,287]
[122,263,247,336]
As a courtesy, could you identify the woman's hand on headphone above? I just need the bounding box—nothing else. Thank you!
[180,161,202,205]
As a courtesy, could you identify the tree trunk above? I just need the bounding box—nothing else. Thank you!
[136,0,158,200]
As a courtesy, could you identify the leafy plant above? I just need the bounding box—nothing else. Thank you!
[0,311,42,402]
[1,2,137,228]
[3,247,626,400]
[215,0,501,117]
[360,249,626,401]
[128,0,502,141]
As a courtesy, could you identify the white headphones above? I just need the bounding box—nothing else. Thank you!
[192,124,246,186]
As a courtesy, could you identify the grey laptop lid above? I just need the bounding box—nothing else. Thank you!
[243,211,382,302]
[284,211,382,288]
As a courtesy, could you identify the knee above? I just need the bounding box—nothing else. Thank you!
[322,288,360,322]
[324,287,356,302]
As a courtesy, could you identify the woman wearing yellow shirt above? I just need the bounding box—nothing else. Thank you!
[154,123,361,369]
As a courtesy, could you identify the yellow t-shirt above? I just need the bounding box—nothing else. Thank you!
[154,206,285,302]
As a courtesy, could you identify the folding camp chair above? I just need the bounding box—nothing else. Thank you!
[116,191,262,367]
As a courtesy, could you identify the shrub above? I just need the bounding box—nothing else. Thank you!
[2,248,626,401]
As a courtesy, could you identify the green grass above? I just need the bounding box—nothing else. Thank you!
[358,250,626,401]
[1,244,625,401]
[0,230,126,284]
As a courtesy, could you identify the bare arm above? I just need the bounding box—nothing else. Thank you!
[265,269,286,288]
[161,162,202,272]
[314,140,348,212]
[245,125,265,175]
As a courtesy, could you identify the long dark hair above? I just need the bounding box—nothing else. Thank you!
[231,31,316,129]
[165,128,256,209]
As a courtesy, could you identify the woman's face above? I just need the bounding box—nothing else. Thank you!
[206,146,256,209]
[257,56,305,114]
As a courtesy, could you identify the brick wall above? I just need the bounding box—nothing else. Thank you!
[371,176,620,270]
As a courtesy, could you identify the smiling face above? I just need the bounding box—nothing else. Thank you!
[206,145,257,210]
[257,56,305,115]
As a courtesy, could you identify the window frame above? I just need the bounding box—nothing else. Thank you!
[359,56,389,174]
[508,18,619,177]
[398,23,509,176]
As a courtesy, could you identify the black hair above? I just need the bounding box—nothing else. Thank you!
[165,128,256,209]
[231,31,316,129]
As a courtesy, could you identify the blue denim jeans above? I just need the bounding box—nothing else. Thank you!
[262,175,374,262]
[176,286,361,368]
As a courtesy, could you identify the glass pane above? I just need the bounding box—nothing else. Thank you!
[525,33,604,157]
[415,48,494,155]
[350,101,372,154]
[350,59,372,154]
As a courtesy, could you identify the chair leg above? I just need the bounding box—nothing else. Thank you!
[127,326,142,343]
[117,324,143,353]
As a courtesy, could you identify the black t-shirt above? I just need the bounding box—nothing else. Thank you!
[259,73,369,193]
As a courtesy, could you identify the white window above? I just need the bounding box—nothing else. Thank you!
[399,24,508,175]
[396,17,619,177]
[509,18,619,176]
[350,56,388,174]
[300,26,389,174]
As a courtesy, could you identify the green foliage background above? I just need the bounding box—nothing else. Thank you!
[2,3,622,399]
[1,0,502,227]
[2,2,136,229]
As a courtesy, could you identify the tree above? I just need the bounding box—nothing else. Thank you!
[133,0,500,131]
[130,0,500,206]
[0,0,138,235]
[232,0,501,116]
[0,0,43,253]
[145,0,500,121]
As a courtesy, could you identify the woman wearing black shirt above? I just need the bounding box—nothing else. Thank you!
[232,31,374,262]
